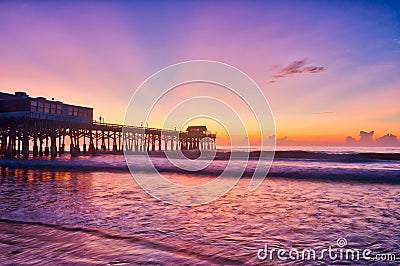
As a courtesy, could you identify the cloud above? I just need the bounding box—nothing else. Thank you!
[345,131,399,146]
[359,130,374,144]
[376,134,398,146]
[269,59,326,83]
[345,136,356,144]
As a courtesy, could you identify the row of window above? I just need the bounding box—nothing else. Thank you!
[31,101,62,114]
[30,100,92,118]
[67,106,92,118]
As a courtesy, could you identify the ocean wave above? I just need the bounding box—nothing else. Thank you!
[1,152,399,183]
[122,150,400,162]
[217,150,400,162]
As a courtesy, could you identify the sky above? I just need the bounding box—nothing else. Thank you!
[0,1,399,146]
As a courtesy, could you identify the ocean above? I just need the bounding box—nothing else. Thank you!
[0,146,399,265]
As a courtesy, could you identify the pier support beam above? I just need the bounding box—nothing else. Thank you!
[44,137,49,156]
[70,133,76,157]
[23,131,29,158]
[58,135,63,155]
[61,135,65,154]
[83,131,87,153]
[112,133,117,151]
[89,131,95,154]
[50,134,57,158]
[33,137,38,157]
[39,137,43,156]
[17,135,21,157]
[0,135,7,155]
[70,143,75,156]
[101,131,106,150]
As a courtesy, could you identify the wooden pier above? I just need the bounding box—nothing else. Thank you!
[0,91,216,158]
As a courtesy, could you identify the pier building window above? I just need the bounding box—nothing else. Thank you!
[44,103,50,113]
[38,102,44,113]
[57,104,62,114]
[50,104,57,114]
[30,101,37,112]
[68,106,92,118]
[68,106,79,116]
[79,108,91,118]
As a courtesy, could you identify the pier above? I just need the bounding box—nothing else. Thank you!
[0,91,216,158]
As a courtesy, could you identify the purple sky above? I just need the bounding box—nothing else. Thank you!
[0,1,399,144]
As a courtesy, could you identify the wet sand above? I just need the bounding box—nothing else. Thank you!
[0,220,219,265]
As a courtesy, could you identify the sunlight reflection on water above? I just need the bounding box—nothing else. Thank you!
[0,168,399,264]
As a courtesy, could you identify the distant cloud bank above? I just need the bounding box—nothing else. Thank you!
[268,130,399,147]
[346,131,399,146]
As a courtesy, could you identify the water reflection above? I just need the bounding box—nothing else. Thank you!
[0,167,399,265]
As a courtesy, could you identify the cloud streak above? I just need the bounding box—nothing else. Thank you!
[269,59,326,83]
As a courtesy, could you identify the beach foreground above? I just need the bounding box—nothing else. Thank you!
[1,158,399,265]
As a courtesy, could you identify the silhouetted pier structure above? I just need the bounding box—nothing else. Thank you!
[0,91,216,158]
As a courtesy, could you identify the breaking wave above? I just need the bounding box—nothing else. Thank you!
[0,150,399,183]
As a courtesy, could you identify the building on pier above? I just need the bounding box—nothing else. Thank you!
[0,91,94,158]
[0,91,93,123]
[178,126,216,150]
